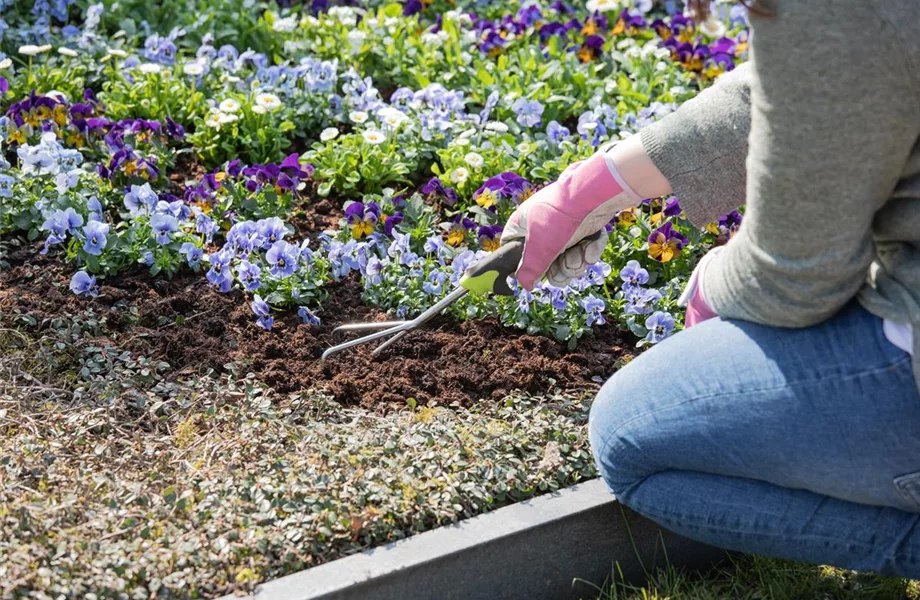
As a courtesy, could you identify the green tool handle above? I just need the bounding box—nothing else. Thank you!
[459,239,524,296]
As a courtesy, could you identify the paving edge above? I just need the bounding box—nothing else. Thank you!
[227,478,726,600]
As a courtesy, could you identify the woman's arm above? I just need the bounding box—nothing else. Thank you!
[698,0,920,327]
[625,62,754,227]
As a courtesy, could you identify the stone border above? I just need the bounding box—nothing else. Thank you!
[227,479,725,600]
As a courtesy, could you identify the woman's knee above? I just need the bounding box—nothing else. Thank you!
[589,361,662,497]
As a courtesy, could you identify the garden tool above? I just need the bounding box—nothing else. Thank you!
[321,239,525,360]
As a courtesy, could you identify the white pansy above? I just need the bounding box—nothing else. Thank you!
[320,127,340,142]
[138,63,162,74]
[349,111,368,124]
[219,99,242,113]
[255,93,282,111]
[450,167,470,184]
[363,130,386,145]
[464,152,484,169]
[58,47,78,57]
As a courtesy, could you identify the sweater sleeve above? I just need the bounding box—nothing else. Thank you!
[701,0,920,328]
[639,62,752,227]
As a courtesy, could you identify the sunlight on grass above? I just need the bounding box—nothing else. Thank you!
[596,555,920,600]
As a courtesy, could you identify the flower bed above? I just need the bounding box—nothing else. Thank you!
[0,0,749,595]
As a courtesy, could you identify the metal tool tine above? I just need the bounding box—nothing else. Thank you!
[322,287,468,360]
[332,320,407,340]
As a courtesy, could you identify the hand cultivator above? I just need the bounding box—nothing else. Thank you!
[322,239,524,360]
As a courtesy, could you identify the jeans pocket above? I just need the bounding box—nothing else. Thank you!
[894,472,920,511]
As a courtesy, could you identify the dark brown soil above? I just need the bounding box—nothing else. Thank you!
[0,201,632,409]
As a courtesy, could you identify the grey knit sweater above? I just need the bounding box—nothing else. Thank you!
[640,0,920,368]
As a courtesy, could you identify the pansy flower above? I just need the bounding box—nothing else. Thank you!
[206,249,235,292]
[236,260,262,292]
[179,242,203,268]
[648,222,688,262]
[421,177,458,207]
[423,270,449,296]
[70,271,99,297]
[446,215,477,247]
[581,295,606,326]
[384,212,404,237]
[650,196,683,225]
[645,311,675,344]
[345,201,380,240]
[625,286,662,315]
[266,240,299,278]
[251,295,273,331]
[619,260,649,289]
[703,52,735,79]
[477,224,503,252]
[298,306,321,327]
[257,217,288,247]
[577,35,605,62]
[82,221,109,256]
[151,213,179,245]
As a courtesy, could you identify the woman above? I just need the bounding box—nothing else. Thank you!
[502,0,920,577]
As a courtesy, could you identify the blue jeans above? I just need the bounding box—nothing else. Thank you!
[589,301,920,577]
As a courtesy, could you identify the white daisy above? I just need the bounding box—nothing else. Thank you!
[19,45,51,56]
[272,16,298,33]
[464,152,484,169]
[219,99,242,113]
[585,0,621,12]
[349,111,368,124]
[57,47,78,57]
[255,93,282,111]
[138,63,162,74]
[484,121,509,133]
[699,17,727,38]
[320,127,340,142]
[450,167,470,185]
[183,62,204,76]
[362,130,386,145]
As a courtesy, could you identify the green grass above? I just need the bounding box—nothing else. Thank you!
[595,555,920,600]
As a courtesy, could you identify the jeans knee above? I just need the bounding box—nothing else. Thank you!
[589,369,656,497]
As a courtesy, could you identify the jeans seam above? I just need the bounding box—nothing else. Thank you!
[596,355,913,462]
[624,492,920,562]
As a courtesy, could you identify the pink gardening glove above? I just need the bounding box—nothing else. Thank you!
[501,151,641,290]
[677,246,723,328]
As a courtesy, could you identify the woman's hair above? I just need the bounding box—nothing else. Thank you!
[685,0,770,21]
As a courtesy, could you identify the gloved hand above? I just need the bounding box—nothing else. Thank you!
[677,246,723,327]
[501,151,641,290]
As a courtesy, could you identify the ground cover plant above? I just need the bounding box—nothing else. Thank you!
[0,0,800,596]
